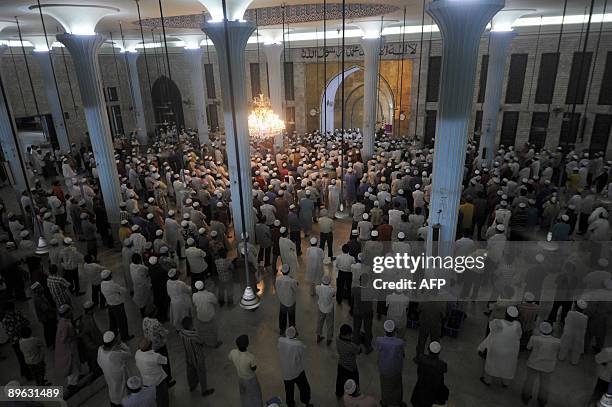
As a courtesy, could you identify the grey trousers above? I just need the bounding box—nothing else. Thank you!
[521,367,551,404]
[316,309,334,338]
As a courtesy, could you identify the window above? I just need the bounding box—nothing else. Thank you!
[105,87,119,103]
[204,64,216,99]
[424,110,437,148]
[250,63,261,97]
[529,112,549,149]
[207,104,219,132]
[559,113,581,147]
[477,55,489,103]
[566,52,593,105]
[285,106,296,133]
[535,53,559,104]
[505,54,528,104]
[284,62,294,101]
[426,56,441,103]
[589,114,612,154]
[474,110,483,143]
[598,52,612,105]
[106,105,124,137]
[500,111,520,147]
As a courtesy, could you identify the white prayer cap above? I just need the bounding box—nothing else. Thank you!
[281,264,291,274]
[363,213,369,220]
[210,230,218,237]
[185,198,193,205]
[83,300,95,310]
[160,246,169,254]
[495,224,505,232]
[358,253,364,261]
[167,268,177,278]
[147,197,154,203]
[519,202,527,208]
[344,379,357,395]
[351,229,358,236]
[539,322,553,335]
[535,253,545,263]
[280,226,287,234]
[101,269,112,279]
[19,230,30,238]
[263,196,269,202]
[186,238,195,246]
[415,184,421,189]
[103,331,115,344]
[506,306,519,318]
[180,220,188,228]
[383,319,395,333]
[598,258,610,268]
[50,238,58,246]
[182,213,190,220]
[155,229,163,237]
[216,201,224,208]
[146,213,154,220]
[120,219,129,226]
[371,230,379,237]
[285,326,297,339]
[305,190,311,195]
[63,237,73,245]
[310,237,318,245]
[398,189,404,195]
[524,292,535,302]
[195,281,204,290]
[43,212,52,219]
[149,256,158,265]
[273,219,281,227]
[429,341,441,354]
[126,376,142,390]
[577,299,588,309]
[167,210,175,217]
[397,232,406,240]
[560,214,569,222]
[57,304,71,315]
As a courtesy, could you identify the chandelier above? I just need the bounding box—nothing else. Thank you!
[248,94,285,141]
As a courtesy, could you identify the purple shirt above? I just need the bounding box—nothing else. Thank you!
[375,336,405,375]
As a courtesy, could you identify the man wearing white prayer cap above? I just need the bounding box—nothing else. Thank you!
[275,264,298,335]
[315,274,336,345]
[122,376,156,407]
[521,321,561,405]
[192,280,222,348]
[479,308,522,386]
[101,270,132,341]
[277,326,313,407]
[279,226,298,278]
[98,331,131,406]
[410,341,448,407]
[375,319,406,406]
[559,299,589,365]
[342,378,378,407]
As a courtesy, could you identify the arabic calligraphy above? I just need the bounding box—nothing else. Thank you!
[300,43,418,59]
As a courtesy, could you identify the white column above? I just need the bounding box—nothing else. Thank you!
[202,21,255,239]
[478,30,516,167]
[185,48,210,145]
[361,37,382,159]
[125,52,148,145]
[56,33,122,229]
[263,43,283,117]
[0,46,27,194]
[426,0,504,256]
[33,51,71,152]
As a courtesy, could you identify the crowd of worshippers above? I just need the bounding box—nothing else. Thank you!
[0,124,611,407]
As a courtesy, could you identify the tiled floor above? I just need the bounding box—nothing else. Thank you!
[0,183,606,407]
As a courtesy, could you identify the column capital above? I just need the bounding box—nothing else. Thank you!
[125,51,140,63]
[263,42,282,62]
[360,36,384,56]
[202,20,255,53]
[56,33,105,62]
[427,0,504,42]
[489,29,518,57]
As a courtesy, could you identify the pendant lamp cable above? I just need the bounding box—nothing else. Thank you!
[15,17,41,117]
[323,0,327,133]
[583,0,607,115]
[340,0,345,203]
[526,16,543,113]
[135,0,153,108]
[58,28,78,115]
[411,3,422,139]
[119,21,137,115]
[550,0,568,115]
[35,0,70,147]
[8,44,27,113]
[282,3,287,123]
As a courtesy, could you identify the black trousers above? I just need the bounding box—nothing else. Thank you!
[579,213,589,234]
[279,303,296,334]
[108,303,130,340]
[64,268,80,293]
[290,231,302,256]
[320,232,334,258]
[547,300,571,323]
[335,364,359,397]
[284,371,311,407]
[336,271,352,304]
[12,343,30,379]
[258,246,271,267]
[157,345,173,381]
[91,284,106,307]
[42,319,57,347]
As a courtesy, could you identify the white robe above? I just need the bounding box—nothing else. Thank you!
[130,264,152,308]
[167,279,192,330]
[304,246,324,284]
[328,185,340,216]
[97,344,131,404]
[479,319,522,380]
[279,236,299,276]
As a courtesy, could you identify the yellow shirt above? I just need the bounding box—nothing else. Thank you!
[228,349,257,380]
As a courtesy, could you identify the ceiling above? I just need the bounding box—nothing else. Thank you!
[0,0,608,45]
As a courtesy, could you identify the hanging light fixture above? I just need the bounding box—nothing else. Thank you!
[248,94,285,141]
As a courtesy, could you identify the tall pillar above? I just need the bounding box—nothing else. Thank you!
[426,0,504,255]
[202,21,255,239]
[361,37,382,159]
[32,51,71,152]
[125,52,148,146]
[478,31,515,167]
[185,48,210,145]
[56,34,122,228]
[0,46,27,194]
[263,43,283,117]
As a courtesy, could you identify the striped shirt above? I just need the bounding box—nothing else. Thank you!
[47,275,71,306]
[336,337,360,372]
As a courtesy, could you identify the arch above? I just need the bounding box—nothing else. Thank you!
[320,65,361,132]
[151,75,185,127]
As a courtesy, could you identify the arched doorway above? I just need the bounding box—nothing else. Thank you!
[152,75,185,127]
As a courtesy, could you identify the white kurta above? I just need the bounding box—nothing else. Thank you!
[279,237,299,276]
[167,279,192,330]
[304,246,324,284]
[97,345,131,404]
[479,319,522,380]
[328,185,340,216]
[130,264,152,308]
